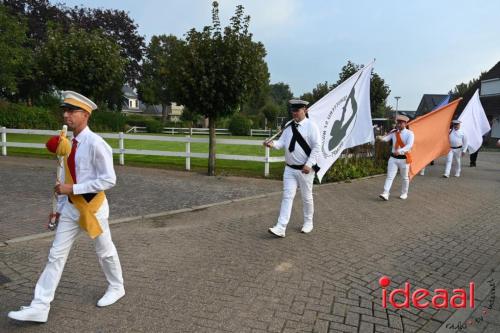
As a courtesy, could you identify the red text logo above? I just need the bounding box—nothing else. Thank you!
[379,276,475,309]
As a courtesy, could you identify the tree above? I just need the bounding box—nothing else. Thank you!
[300,81,331,104]
[269,82,293,116]
[259,102,280,128]
[138,35,184,123]
[0,5,34,100]
[65,6,145,87]
[301,61,391,118]
[3,0,144,98]
[451,72,486,100]
[173,1,269,175]
[332,61,391,118]
[39,27,126,107]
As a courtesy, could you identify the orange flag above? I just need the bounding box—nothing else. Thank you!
[407,98,461,179]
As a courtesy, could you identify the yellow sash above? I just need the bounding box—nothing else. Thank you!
[64,155,105,239]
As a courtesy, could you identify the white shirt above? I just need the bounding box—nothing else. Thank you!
[381,128,414,155]
[449,128,467,153]
[272,117,321,167]
[57,126,116,212]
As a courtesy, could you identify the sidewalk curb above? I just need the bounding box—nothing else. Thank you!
[3,173,385,246]
[3,191,283,245]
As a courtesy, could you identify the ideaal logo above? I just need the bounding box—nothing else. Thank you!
[379,276,475,309]
[379,276,497,331]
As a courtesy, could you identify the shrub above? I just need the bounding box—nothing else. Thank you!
[228,114,252,136]
[0,101,60,129]
[145,118,163,133]
[89,109,127,132]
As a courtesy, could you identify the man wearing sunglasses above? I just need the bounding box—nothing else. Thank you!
[8,91,125,323]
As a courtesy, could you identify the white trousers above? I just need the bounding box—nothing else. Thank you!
[277,166,315,228]
[383,157,409,195]
[30,199,124,310]
[444,148,462,177]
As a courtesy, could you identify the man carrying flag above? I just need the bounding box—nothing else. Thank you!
[264,99,321,237]
[443,119,468,178]
[378,115,414,200]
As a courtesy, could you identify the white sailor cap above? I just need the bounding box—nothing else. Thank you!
[60,91,98,114]
[451,119,461,124]
[289,99,309,110]
[395,114,410,122]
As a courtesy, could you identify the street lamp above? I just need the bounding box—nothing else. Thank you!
[394,96,401,113]
[394,96,401,119]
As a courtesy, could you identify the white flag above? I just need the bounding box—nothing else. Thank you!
[309,62,374,182]
[458,89,491,153]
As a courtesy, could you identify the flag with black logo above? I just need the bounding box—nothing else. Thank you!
[308,62,374,182]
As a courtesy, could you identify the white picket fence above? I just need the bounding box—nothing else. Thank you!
[126,126,231,135]
[250,129,278,137]
[0,127,283,176]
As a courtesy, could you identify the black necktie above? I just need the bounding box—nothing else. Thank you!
[288,123,299,152]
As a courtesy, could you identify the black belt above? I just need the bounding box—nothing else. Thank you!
[390,153,406,160]
[68,193,97,204]
[451,146,462,149]
[287,164,304,170]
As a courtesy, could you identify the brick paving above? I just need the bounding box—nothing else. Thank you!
[0,156,281,242]
[0,153,499,332]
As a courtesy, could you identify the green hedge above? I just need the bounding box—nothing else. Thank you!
[0,101,126,132]
[89,108,127,132]
[0,101,60,129]
[320,142,389,183]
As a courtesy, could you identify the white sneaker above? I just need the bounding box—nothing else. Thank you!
[454,174,460,177]
[97,287,125,307]
[268,226,286,238]
[399,193,408,200]
[379,193,389,201]
[442,174,449,178]
[8,306,49,323]
[301,223,313,234]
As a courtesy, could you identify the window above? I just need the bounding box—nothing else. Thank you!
[481,78,500,96]
[129,99,138,109]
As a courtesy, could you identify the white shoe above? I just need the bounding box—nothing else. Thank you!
[301,223,313,234]
[97,287,125,307]
[379,193,389,201]
[8,306,49,323]
[399,193,408,200]
[454,174,460,177]
[268,226,286,238]
[442,174,449,178]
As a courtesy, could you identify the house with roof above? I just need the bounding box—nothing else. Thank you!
[456,61,500,138]
[414,94,449,117]
[121,85,184,122]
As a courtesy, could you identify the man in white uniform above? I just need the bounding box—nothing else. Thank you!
[443,120,468,178]
[378,115,414,201]
[264,99,321,237]
[8,91,125,323]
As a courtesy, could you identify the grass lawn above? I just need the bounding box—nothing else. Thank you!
[3,133,286,178]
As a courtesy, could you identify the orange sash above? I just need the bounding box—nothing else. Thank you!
[395,131,412,164]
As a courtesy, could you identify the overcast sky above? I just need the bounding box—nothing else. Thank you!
[57,0,500,111]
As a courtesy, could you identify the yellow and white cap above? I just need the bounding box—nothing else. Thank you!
[60,91,97,114]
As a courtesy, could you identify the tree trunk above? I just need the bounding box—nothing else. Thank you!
[208,116,216,176]
[161,103,169,124]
